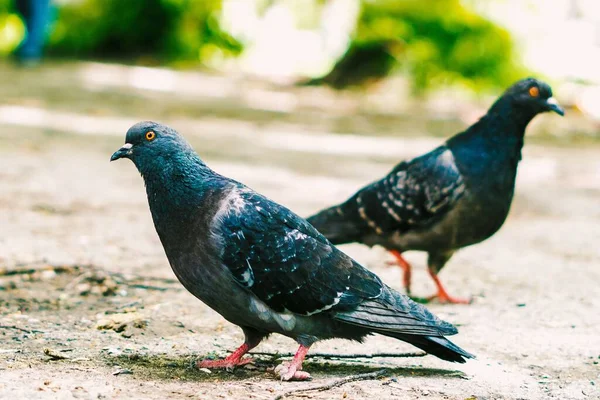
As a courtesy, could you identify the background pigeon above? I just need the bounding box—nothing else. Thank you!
[307,78,564,304]
[110,121,473,381]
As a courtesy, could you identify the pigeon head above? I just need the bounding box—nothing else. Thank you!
[110,121,199,174]
[500,78,564,117]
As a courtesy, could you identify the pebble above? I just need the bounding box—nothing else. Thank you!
[40,270,57,280]
[112,368,133,376]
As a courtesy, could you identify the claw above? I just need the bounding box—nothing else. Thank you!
[272,344,312,381]
[426,269,471,304]
[274,362,312,381]
[196,342,254,370]
[426,292,472,304]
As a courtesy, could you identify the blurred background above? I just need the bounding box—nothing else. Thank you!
[1,1,600,399]
[0,0,599,139]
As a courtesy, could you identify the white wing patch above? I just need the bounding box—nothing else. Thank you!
[286,229,308,241]
[305,290,345,316]
[437,147,456,167]
[240,259,255,287]
[213,187,249,223]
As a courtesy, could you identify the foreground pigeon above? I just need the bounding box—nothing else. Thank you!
[111,121,473,381]
[307,78,564,304]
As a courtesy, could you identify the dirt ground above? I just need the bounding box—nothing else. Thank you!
[1,61,599,400]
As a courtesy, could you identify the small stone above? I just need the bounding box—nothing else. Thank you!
[103,347,122,356]
[77,283,92,296]
[112,368,133,376]
[44,348,70,360]
[199,368,211,374]
[0,279,18,290]
[40,270,57,280]
[133,319,148,329]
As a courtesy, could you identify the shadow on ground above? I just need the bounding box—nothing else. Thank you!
[111,353,467,382]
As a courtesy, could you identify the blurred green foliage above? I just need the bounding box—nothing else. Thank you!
[316,0,525,92]
[1,0,524,92]
[48,0,242,63]
[0,0,24,55]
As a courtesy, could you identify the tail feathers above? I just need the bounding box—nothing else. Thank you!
[335,286,474,363]
[384,333,475,363]
[306,205,364,245]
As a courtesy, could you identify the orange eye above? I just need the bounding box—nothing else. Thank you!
[529,87,539,97]
[145,131,156,141]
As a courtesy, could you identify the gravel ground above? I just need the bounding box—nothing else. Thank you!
[1,61,599,400]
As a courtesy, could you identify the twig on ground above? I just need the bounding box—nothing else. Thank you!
[44,348,70,360]
[125,284,173,291]
[0,325,44,334]
[0,264,82,277]
[0,263,178,287]
[272,369,388,400]
[133,276,179,285]
[112,273,179,285]
[250,351,426,360]
[109,272,180,290]
[63,271,93,291]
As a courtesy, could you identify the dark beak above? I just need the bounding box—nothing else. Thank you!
[545,97,564,116]
[110,143,133,161]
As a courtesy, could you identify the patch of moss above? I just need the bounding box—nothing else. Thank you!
[109,353,269,382]
[109,353,466,382]
[302,361,465,379]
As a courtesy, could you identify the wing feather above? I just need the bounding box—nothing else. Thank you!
[214,184,458,337]
[216,186,382,316]
[347,145,465,235]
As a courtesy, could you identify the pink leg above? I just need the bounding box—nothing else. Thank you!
[273,344,312,381]
[426,268,471,304]
[387,250,412,295]
[196,343,254,370]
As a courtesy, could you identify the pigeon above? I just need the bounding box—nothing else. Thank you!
[110,121,473,381]
[307,78,564,304]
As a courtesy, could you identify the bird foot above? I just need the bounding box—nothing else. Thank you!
[273,362,312,381]
[426,292,472,304]
[196,356,254,371]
